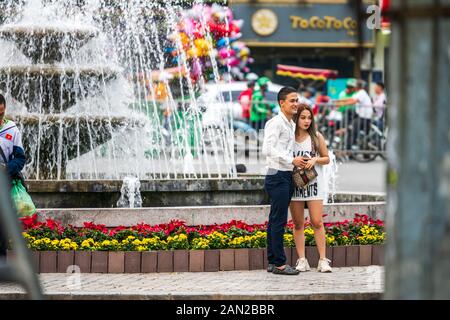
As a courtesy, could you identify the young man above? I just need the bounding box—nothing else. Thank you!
[262,86,304,275]
[0,93,26,258]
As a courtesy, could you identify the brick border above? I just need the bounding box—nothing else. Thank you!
[29,245,384,273]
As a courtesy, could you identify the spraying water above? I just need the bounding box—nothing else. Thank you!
[0,0,237,180]
[117,176,142,208]
[323,150,339,204]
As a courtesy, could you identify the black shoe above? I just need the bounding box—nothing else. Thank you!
[272,265,300,275]
[267,264,275,273]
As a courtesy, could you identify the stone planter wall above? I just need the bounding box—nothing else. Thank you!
[28,179,386,208]
[7,245,384,273]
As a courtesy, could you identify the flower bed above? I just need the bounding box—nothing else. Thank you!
[19,213,385,251]
[9,213,385,273]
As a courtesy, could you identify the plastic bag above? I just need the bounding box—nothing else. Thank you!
[11,178,36,217]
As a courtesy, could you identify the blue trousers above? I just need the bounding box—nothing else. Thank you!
[264,169,294,267]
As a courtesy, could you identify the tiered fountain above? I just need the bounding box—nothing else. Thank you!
[0,0,238,181]
[0,5,145,180]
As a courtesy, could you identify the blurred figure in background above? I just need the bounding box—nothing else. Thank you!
[238,73,258,124]
[337,79,357,129]
[372,82,387,131]
[0,93,27,258]
[250,77,275,131]
[314,88,330,118]
[334,79,373,150]
[298,86,315,107]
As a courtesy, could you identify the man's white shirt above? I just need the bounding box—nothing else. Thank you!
[262,112,295,172]
[354,89,373,119]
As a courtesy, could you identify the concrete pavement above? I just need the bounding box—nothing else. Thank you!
[0,266,384,300]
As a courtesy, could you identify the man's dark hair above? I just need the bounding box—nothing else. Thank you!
[0,93,5,106]
[277,86,297,106]
[376,82,385,90]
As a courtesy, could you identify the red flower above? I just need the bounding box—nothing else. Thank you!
[20,213,41,230]
[375,219,384,227]
[109,225,128,237]
[83,222,108,234]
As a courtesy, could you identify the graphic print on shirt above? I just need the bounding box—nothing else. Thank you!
[292,149,318,198]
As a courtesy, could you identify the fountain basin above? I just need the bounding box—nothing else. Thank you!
[13,114,146,180]
[36,203,386,227]
[27,177,386,208]
[0,25,98,63]
[0,65,118,112]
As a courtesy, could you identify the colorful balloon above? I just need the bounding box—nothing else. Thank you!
[168,4,253,81]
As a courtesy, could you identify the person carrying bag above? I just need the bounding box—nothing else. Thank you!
[0,93,35,217]
[0,145,35,217]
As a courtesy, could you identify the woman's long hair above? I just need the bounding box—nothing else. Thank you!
[294,103,319,152]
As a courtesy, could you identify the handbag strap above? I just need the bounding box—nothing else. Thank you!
[311,134,317,157]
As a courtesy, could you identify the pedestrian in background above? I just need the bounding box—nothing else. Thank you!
[250,77,275,131]
[372,82,387,131]
[238,73,258,124]
[0,93,31,258]
[298,86,315,107]
[334,79,373,150]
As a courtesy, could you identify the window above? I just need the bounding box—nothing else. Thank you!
[219,90,243,102]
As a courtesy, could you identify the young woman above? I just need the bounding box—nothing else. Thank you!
[290,103,332,273]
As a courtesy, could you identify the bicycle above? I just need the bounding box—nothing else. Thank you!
[351,123,388,163]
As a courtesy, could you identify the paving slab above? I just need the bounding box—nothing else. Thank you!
[0,266,384,300]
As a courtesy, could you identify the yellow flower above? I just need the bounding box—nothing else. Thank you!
[179,234,187,240]
[81,240,93,248]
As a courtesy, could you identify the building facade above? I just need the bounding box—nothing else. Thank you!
[230,0,387,90]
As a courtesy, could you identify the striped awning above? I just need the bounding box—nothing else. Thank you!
[276,64,338,81]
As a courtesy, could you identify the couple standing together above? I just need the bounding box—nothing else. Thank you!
[262,86,332,275]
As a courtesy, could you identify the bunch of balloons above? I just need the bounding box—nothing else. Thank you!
[166,4,253,82]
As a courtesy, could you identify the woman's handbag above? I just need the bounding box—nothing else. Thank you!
[292,166,318,188]
[292,136,318,188]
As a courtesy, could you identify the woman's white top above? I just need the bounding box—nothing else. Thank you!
[291,135,325,201]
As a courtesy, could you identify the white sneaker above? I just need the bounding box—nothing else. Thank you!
[317,258,332,273]
[295,258,311,272]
